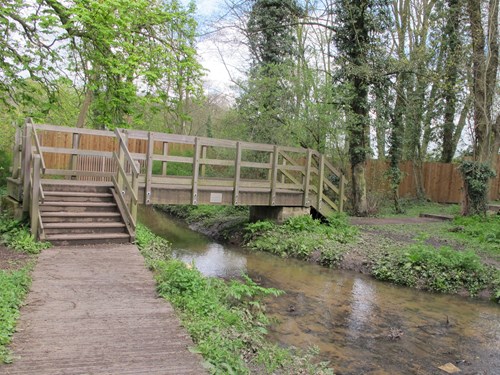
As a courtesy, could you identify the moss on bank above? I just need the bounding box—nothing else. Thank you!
[136,223,333,374]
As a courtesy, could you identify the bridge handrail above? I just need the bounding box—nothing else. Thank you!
[112,130,139,238]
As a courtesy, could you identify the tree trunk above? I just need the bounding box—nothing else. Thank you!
[351,162,368,215]
[75,89,93,128]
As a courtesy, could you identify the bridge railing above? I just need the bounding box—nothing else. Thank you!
[8,122,347,225]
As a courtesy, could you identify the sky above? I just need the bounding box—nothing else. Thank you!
[181,0,247,100]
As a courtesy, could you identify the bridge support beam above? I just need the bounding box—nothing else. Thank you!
[249,206,310,224]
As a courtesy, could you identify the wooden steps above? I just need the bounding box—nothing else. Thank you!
[40,182,131,246]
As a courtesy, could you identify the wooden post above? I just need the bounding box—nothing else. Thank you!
[233,142,242,205]
[270,145,279,206]
[192,137,200,205]
[281,158,286,184]
[339,174,346,212]
[317,154,325,211]
[145,132,154,204]
[162,142,169,175]
[12,126,22,179]
[31,155,41,238]
[267,152,273,180]
[201,145,207,177]
[22,121,33,214]
[70,132,80,179]
[131,161,139,228]
[303,149,312,206]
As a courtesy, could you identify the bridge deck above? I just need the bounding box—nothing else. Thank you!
[5,244,205,375]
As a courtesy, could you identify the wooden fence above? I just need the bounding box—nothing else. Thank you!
[365,158,500,203]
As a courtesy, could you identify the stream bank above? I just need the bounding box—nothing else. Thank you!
[156,204,500,302]
[139,206,500,375]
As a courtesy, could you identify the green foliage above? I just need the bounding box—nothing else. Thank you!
[459,161,496,215]
[246,214,358,266]
[372,243,497,297]
[0,215,51,254]
[135,225,332,374]
[452,215,500,246]
[135,223,172,262]
[1,0,202,129]
[0,267,32,363]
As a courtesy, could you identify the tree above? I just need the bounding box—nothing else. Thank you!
[466,0,499,163]
[334,0,389,215]
[0,0,202,129]
[238,0,303,144]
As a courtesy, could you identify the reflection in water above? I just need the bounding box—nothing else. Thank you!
[139,206,500,375]
[174,243,247,278]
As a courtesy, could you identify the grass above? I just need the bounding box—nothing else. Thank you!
[135,223,333,374]
[377,199,461,218]
[246,214,358,267]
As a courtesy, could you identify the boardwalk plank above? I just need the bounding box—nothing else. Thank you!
[4,244,206,375]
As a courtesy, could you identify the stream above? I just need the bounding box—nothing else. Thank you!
[138,206,500,375]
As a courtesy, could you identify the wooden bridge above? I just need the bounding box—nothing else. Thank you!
[7,120,346,245]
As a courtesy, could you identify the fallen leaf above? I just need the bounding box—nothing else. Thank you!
[438,363,461,374]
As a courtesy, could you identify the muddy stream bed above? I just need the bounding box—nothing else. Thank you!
[139,207,499,375]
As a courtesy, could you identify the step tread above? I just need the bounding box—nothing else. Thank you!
[43,222,126,229]
[41,212,121,217]
[41,201,116,207]
[44,191,112,198]
[45,233,130,241]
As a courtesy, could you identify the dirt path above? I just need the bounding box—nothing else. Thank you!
[4,244,205,375]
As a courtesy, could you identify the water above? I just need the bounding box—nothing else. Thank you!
[139,206,500,375]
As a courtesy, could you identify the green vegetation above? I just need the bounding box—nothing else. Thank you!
[372,243,499,298]
[0,214,47,363]
[246,214,358,267]
[377,200,461,218]
[452,215,500,247]
[0,216,51,254]
[135,223,333,374]
[0,268,31,363]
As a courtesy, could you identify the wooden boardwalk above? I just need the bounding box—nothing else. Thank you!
[4,244,206,375]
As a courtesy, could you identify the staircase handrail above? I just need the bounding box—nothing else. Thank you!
[112,129,139,238]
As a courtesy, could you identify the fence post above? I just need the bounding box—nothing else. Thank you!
[317,154,325,211]
[303,149,312,206]
[270,145,279,206]
[162,142,169,175]
[201,145,207,177]
[21,120,33,215]
[233,142,242,205]
[70,132,80,179]
[145,131,154,204]
[191,137,200,205]
[31,155,41,238]
[12,125,22,179]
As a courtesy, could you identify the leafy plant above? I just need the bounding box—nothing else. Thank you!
[459,161,496,216]
[0,266,32,363]
[372,243,497,297]
[246,214,358,266]
[0,215,51,254]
